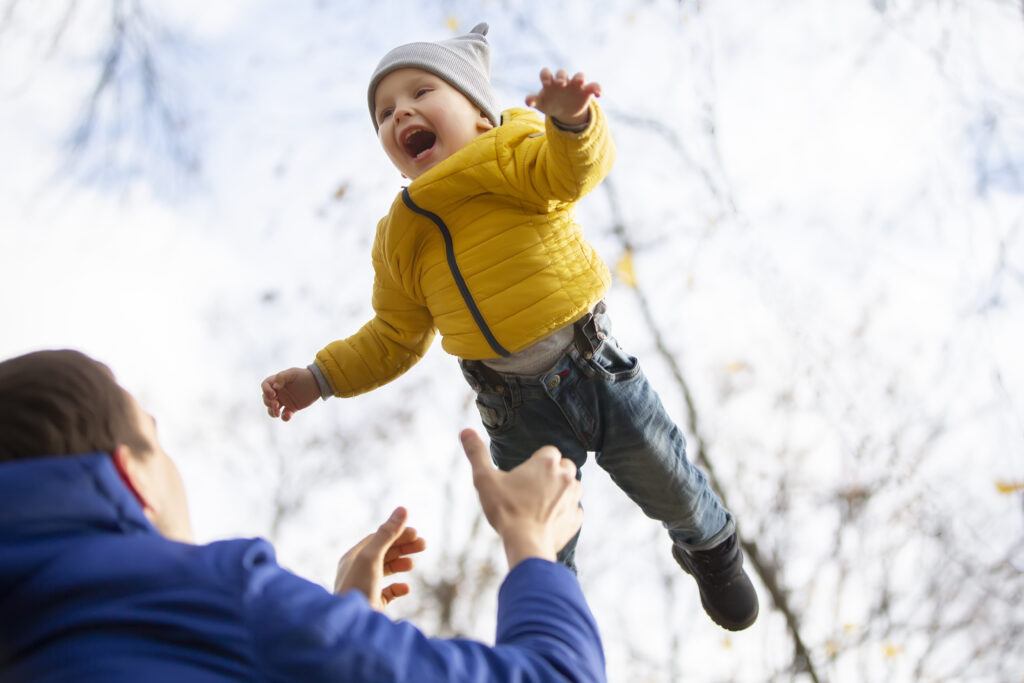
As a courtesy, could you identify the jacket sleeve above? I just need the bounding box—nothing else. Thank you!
[495,101,615,206]
[242,548,607,683]
[314,225,435,398]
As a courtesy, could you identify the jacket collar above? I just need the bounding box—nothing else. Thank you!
[0,452,156,540]
[402,108,538,211]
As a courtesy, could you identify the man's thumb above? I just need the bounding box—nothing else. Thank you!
[460,428,492,475]
[364,507,407,556]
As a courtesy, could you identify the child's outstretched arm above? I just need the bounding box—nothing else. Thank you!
[261,367,320,421]
[524,68,601,128]
[498,68,614,205]
[261,220,434,419]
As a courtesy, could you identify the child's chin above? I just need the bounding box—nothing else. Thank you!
[409,158,442,177]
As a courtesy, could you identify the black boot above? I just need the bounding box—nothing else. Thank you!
[672,533,759,631]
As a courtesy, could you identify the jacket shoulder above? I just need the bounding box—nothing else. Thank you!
[496,108,546,142]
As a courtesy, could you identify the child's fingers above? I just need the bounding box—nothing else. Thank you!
[271,371,290,391]
[572,72,586,86]
[539,67,553,87]
[584,82,602,98]
[262,388,281,418]
[555,68,568,85]
[261,377,277,398]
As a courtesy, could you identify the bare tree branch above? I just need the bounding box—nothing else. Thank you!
[602,176,823,683]
[45,0,77,57]
[0,0,20,38]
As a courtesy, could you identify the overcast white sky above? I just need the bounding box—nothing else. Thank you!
[1,1,1022,681]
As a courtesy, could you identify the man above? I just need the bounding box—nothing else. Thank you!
[0,349,605,682]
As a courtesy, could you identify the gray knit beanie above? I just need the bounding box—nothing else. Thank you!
[367,22,500,132]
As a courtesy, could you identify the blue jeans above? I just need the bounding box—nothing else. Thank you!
[460,307,735,571]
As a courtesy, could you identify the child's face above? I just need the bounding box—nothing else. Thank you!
[374,68,493,179]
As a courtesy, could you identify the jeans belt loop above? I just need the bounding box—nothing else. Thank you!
[476,361,507,394]
[573,314,599,359]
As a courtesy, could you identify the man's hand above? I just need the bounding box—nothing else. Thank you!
[261,367,320,421]
[525,68,602,128]
[334,506,427,611]
[460,429,583,569]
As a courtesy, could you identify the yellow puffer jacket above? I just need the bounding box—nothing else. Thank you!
[316,103,614,397]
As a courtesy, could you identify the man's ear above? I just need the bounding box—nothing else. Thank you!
[111,445,151,512]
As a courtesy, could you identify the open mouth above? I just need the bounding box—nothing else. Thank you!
[402,129,437,159]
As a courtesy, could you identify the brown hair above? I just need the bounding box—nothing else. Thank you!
[0,349,149,462]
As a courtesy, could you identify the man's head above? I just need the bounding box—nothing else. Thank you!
[0,350,193,542]
[368,22,500,179]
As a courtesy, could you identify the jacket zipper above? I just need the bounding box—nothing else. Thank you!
[401,188,511,358]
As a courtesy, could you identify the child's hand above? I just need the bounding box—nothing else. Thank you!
[261,367,320,421]
[525,68,602,128]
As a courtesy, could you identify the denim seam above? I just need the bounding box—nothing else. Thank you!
[542,365,599,451]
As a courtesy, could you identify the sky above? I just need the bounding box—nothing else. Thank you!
[1,1,1022,681]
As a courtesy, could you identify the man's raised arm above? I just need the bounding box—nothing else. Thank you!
[244,429,605,683]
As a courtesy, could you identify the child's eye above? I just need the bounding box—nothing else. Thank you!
[415,88,431,98]
[379,108,393,122]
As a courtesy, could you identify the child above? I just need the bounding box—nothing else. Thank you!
[261,22,758,631]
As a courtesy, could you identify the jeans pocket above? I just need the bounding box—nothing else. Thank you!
[587,338,641,382]
[475,390,514,433]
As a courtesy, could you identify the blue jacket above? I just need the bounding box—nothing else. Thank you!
[0,453,606,682]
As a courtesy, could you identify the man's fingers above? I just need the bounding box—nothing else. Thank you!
[530,444,563,467]
[460,429,493,478]
[383,534,427,563]
[382,582,410,604]
[384,556,414,575]
[557,456,577,476]
[362,507,409,559]
[401,537,427,555]
[382,528,425,560]
[393,526,419,545]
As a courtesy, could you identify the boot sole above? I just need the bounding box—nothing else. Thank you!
[673,545,759,631]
